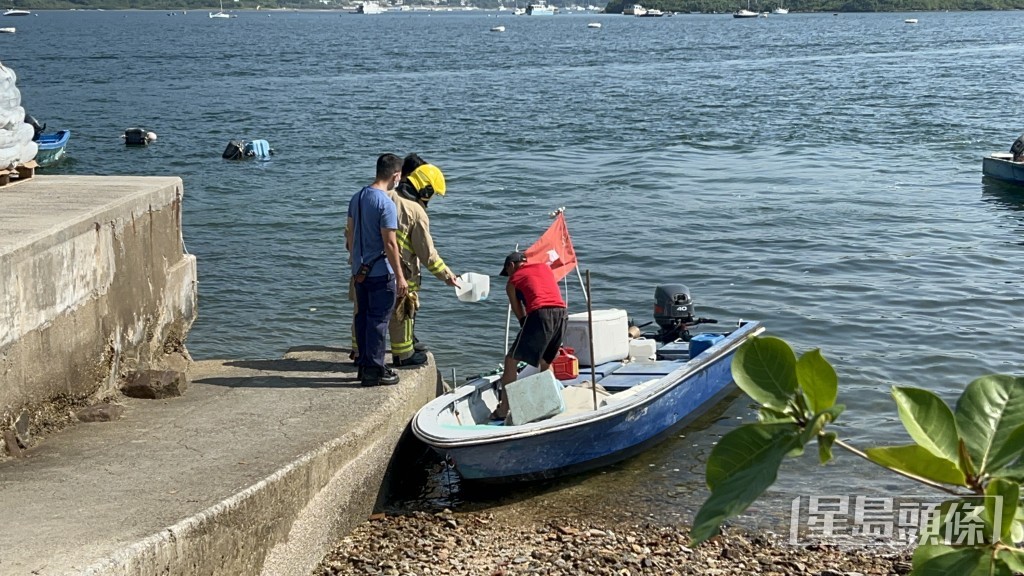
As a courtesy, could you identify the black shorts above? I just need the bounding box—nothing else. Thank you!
[508,306,568,367]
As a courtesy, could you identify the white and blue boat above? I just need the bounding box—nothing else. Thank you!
[526,1,555,15]
[34,130,70,167]
[412,288,764,482]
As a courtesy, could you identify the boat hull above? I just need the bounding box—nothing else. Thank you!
[35,130,70,167]
[983,153,1024,185]
[413,321,764,482]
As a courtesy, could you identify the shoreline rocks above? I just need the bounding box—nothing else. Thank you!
[316,509,912,576]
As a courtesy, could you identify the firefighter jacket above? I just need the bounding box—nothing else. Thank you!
[385,189,452,295]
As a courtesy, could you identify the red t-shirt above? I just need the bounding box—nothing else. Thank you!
[510,263,566,314]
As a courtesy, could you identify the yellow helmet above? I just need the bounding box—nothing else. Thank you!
[406,164,446,201]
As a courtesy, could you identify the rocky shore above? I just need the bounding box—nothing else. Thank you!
[316,509,913,576]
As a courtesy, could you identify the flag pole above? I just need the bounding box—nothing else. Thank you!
[586,269,598,411]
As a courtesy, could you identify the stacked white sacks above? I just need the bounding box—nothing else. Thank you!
[0,62,38,170]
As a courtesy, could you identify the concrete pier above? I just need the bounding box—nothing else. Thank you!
[0,176,440,574]
[0,175,196,429]
[0,349,440,576]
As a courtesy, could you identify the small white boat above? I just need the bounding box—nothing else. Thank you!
[490,25,505,31]
[587,21,601,28]
[3,8,29,16]
[352,1,385,14]
[772,6,788,13]
[733,8,758,17]
[904,18,918,23]
[0,26,14,32]
[623,3,647,15]
[209,0,229,18]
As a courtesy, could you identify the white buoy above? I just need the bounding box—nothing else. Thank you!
[145,131,157,142]
[490,25,505,32]
[587,22,601,28]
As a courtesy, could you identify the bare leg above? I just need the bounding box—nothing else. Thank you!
[494,355,519,419]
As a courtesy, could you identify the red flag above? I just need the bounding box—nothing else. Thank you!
[524,213,577,282]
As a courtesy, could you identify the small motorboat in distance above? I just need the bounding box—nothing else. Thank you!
[490,25,506,32]
[982,135,1024,185]
[0,26,14,32]
[904,18,918,23]
[3,8,29,16]
[34,130,71,167]
[733,8,759,17]
[587,21,601,27]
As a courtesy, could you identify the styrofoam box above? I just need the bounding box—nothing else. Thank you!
[562,308,630,367]
[506,369,565,425]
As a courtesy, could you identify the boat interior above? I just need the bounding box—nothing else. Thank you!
[439,339,696,428]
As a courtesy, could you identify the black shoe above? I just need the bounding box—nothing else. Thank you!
[413,336,428,352]
[393,350,428,368]
[361,366,400,387]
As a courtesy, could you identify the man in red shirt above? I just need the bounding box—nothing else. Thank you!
[492,251,568,420]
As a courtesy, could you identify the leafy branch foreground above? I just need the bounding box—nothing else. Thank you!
[692,336,1024,576]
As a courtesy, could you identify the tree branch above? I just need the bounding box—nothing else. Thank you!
[832,437,973,497]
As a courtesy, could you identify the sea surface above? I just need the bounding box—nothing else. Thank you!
[6,8,1024,530]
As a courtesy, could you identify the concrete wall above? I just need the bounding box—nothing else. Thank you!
[0,175,197,432]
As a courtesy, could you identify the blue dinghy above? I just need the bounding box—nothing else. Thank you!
[412,293,765,483]
[34,130,70,167]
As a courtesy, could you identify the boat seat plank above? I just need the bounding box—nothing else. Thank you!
[656,341,690,360]
[560,361,623,387]
[598,373,664,392]
[612,360,686,376]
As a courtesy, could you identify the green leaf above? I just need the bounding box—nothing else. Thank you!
[818,431,837,464]
[691,433,799,545]
[991,460,1024,483]
[798,406,844,448]
[955,375,1024,475]
[731,336,798,411]
[986,423,1024,475]
[999,547,1024,572]
[911,545,988,576]
[865,445,967,486]
[705,423,801,491]
[892,387,960,463]
[984,478,1019,543]
[796,348,838,413]
[757,405,797,424]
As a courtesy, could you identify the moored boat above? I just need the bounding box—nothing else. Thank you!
[413,315,765,482]
[526,1,555,15]
[733,8,758,17]
[982,152,1024,185]
[34,130,70,167]
[352,1,385,14]
[411,211,764,482]
[982,135,1024,185]
[3,8,29,16]
[0,26,14,32]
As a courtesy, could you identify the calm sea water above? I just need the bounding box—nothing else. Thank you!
[7,8,1024,526]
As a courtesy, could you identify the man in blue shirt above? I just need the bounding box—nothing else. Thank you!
[346,154,408,386]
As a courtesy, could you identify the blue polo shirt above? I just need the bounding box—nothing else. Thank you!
[348,186,398,278]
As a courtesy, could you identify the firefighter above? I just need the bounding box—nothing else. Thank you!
[385,155,458,366]
[348,154,457,367]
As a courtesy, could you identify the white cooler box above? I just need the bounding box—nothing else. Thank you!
[562,308,630,367]
[506,370,565,425]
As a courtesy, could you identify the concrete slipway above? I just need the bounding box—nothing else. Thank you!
[0,347,440,576]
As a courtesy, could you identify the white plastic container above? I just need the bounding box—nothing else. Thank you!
[562,308,629,367]
[454,272,490,302]
[629,337,657,362]
[506,369,565,425]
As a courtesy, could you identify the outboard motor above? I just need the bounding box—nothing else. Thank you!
[653,284,695,343]
[124,128,151,146]
[24,112,45,141]
[222,140,247,160]
[1011,134,1024,162]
